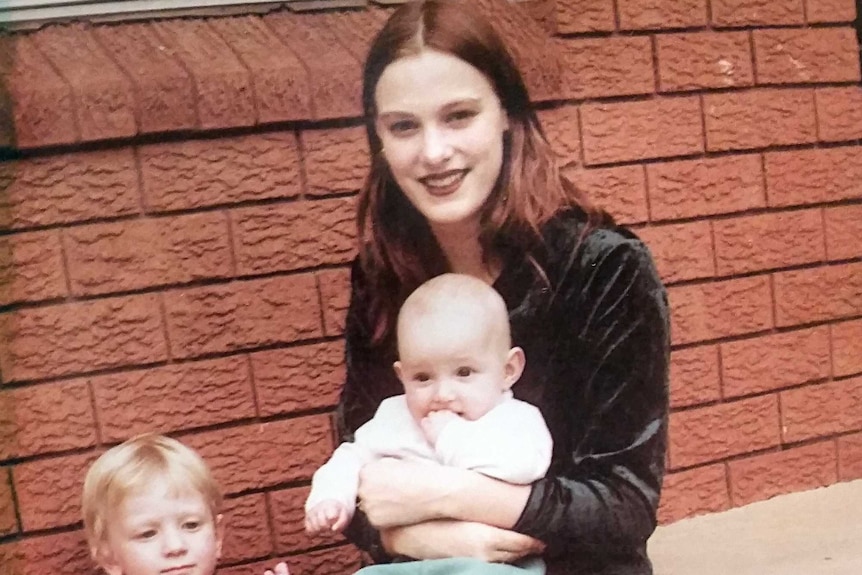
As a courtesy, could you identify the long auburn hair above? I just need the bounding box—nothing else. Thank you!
[358,0,610,343]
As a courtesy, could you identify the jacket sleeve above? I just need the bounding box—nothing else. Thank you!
[513,232,670,556]
[335,259,403,563]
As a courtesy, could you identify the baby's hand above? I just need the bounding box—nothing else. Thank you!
[420,410,462,445]
[305,499,352,534]
[263,562,289,575]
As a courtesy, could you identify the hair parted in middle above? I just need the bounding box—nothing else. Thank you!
[358,0,610,343]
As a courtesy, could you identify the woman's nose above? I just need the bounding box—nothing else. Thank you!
[421,126,452,165]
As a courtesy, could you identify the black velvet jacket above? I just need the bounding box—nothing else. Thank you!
[336,210,671,575]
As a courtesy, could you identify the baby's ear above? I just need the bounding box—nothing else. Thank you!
[503,347,526,389]
[393,361,404,382]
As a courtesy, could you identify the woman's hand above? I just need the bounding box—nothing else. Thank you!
[357,458,459,527]
[380,520,545,563]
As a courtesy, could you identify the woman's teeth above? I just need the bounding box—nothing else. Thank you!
[422,170,465,189]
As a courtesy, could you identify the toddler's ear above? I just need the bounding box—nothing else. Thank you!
[93,545,122,575]
[215,513,225,558]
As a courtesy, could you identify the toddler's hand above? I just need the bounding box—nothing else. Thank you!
[305,499,352,534]
[420,410,462,445]
[263,562,289,575]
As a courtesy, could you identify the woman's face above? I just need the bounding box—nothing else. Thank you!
[374,49,509,235]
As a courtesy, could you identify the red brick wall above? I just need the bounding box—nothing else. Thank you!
[0,0,860,573]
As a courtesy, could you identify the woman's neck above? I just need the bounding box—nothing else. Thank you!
[431,222,500,284]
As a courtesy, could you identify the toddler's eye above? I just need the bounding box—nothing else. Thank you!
[135,529,157,540]
[456,367,473,377]
[183,520,202,531]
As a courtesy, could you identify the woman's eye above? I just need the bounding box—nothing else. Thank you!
[388,120,418,135]
[456,367,473,377]
[447,109,477,126]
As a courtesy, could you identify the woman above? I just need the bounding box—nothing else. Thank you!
[337,2,670,574]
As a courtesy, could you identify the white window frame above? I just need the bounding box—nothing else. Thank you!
[0,0,373,25]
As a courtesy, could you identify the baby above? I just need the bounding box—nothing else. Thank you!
[82,433,225,575]
[305,273,552,534]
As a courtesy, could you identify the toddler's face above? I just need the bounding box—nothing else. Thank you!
[396,307,521,423]
[99,477,222,575]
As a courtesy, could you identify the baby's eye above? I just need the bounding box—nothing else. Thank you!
[414,373,431,384]
[456,367,473,377]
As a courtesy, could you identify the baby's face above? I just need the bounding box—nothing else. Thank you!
[396,309,514,423]
[99,477,222,575]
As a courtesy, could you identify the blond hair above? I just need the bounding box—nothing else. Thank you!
[82,433,222,552]
[397,273,512,351]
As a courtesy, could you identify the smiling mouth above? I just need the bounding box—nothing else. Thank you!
[419,169,468,195]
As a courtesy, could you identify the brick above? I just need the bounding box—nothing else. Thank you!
[728,442,837,506]
[318,268,352,337]
[581,97,703,165]
[557,37,654,99]
[152,19,256,130]
[233,198,357,276]
[669,395,780,468]
[266,12,363,120]
[647,155,765,221]
[92,357,256,442]
[807,0,858,23]
[721,327,830,398]
[183,415,332,495]
[140,132,302,212]
[781,376,862,442]
[712,209,825,276]
[13,451,99,531]
[825,204,862,261]
[32,25,136,142]
[218,546,361,575]
[564,165,648,224]
[668,276,773,345]
[0,380,96,461]
[538,105,580,168]
[618,0,708,29]
[838,432,862,480]
[0,470,17,536]
[207,16,312,123]
[555,0,615,33]
[270,486,343,554]
[64,212,234,296]
[773,262,862,327]
[711,0,804,25]
[475,0,564,102]
[657,464,729,524]
[832,319,862,377]
[657,32,753,92]
[816,86,862,142]
[164,274,323,359]
[93,23,197,134]
[637,221,715,283]
[704,88,816,151]
[0,230,66,306]
[754,28,861,85]
[303,127,370,197]
[669,345,721,408]
[0,294,167,383]
[221,494,273,563]
[0,35,77,148]
[316,11,384,59]
[0,530,98,575]
[765,147,862,207]
[0,148,140,231]
[252,341,345,417]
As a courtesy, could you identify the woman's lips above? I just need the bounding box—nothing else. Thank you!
[419,169,468,196]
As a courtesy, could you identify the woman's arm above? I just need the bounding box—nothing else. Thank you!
[512,232,670,555]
